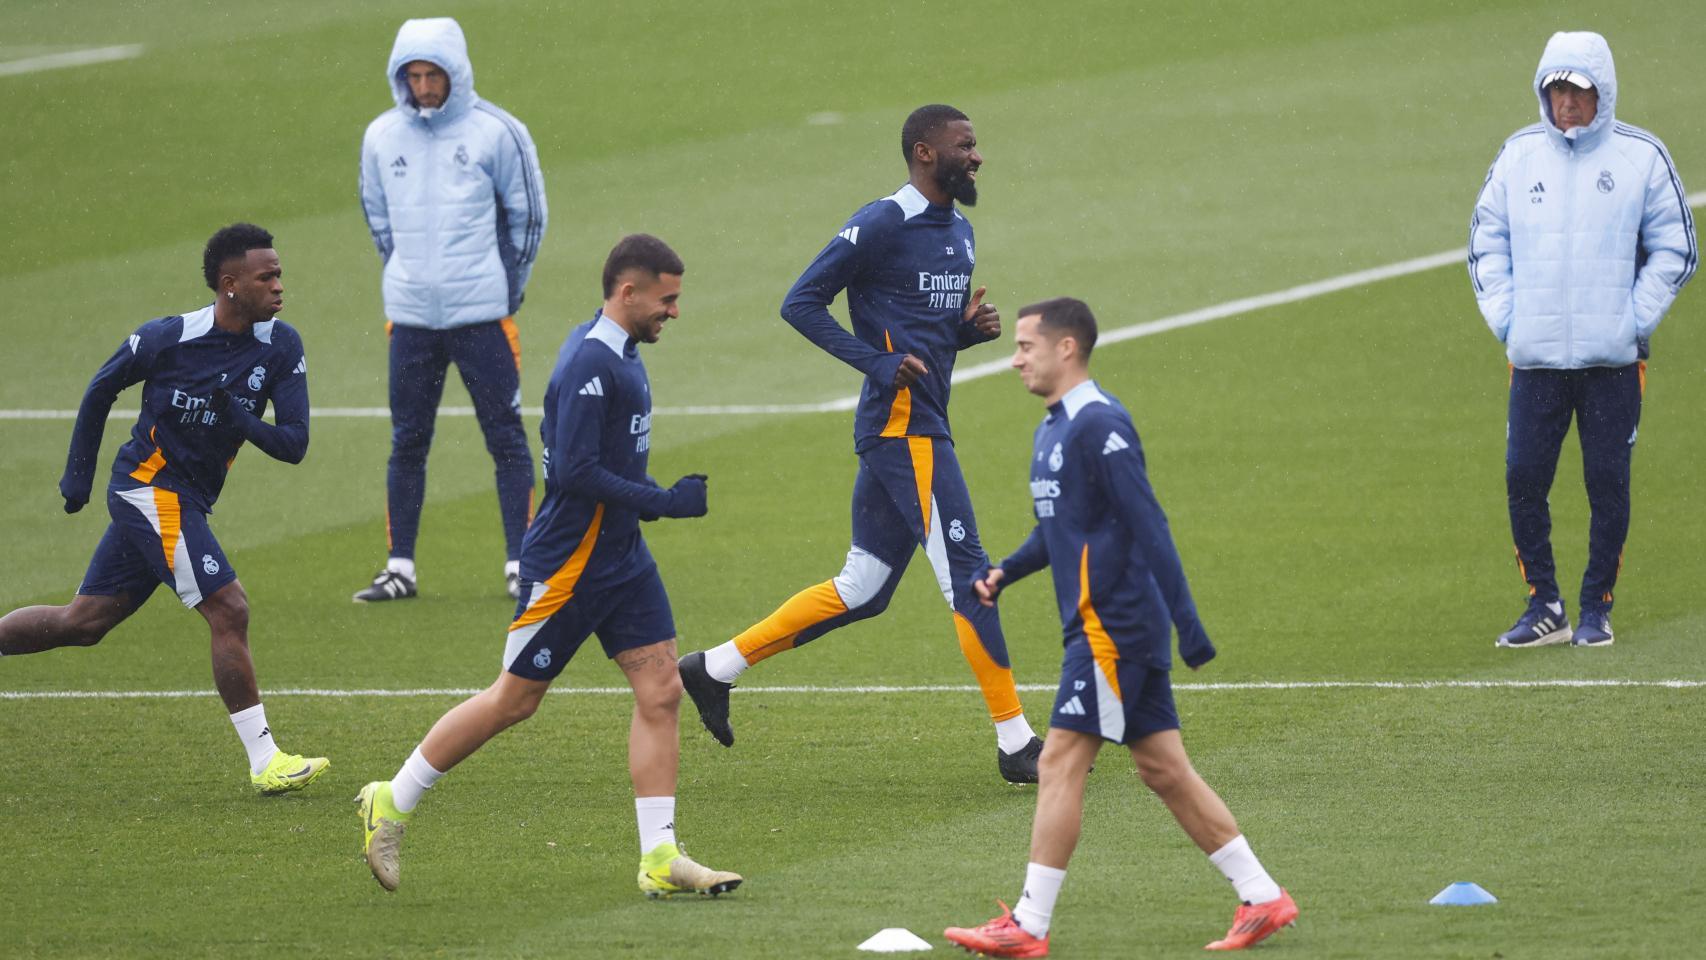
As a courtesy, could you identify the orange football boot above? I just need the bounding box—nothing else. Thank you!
[1205,888,1298,950]
[944,900,1050,958]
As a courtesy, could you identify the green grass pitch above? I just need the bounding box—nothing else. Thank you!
[3,1,1704,957]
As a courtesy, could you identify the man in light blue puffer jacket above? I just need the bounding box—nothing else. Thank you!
[357,18,548,604]
[1470,30,1695,649]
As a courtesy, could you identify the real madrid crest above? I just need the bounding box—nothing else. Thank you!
[1596,170,1614,194]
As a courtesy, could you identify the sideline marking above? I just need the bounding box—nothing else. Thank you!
[4,189,1701,422]
[0,45,145,78]
[4,679,1702,700]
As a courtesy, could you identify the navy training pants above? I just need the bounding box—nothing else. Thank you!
[1506,362,1644,612]
[387,319,535,562]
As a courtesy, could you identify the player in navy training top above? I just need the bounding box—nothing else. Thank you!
[0,224,327,796]
[945,299,1296,956]
[679,105,1044,783]
[355,235,741,899]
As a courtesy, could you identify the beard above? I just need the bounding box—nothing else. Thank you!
[935,162,978,206]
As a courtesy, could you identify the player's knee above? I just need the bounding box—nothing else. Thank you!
[201,586,250,635]
[638,673,684,715]
[1136,755,1189,797]
[493,686,545,725]
[832,547,894,613]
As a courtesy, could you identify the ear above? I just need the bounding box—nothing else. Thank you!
[911,138,935,168]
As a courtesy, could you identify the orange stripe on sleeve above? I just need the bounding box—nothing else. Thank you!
[152,487,182,572]
[1077,545,1123,701]
[509,504,604,631]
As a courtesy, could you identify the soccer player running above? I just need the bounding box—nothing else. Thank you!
[356,235,741,898]
[679,104,1044,782]
[0,223,326,795]
[944,299,1295,956]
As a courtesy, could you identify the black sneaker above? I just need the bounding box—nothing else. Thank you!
[353,569,417,603]
[998,736,1044,784]
[678,651,734,747]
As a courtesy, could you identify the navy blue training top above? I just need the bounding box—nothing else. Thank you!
[998,381,1215,670]
[61,305,310,514]
[780,183,996,452]
[524,312,674,589]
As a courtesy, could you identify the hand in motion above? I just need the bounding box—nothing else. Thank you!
[894,354,929,390]
[664,473,710,518]
[963,286,999,339]
[974,567,1006,607]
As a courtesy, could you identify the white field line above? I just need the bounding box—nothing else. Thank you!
[5,190,1702,422]
[0,45,145,78]
[3,679,1702,700]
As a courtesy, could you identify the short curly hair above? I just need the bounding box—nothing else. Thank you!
[900,104,969,164]
[202,223,275,291]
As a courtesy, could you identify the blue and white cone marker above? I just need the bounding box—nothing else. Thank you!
[1430,882,1498,906]
[856,928,933,952]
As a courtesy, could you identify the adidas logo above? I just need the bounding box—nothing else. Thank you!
[1057,695,1087,716]
[577,376,605,397]
[837,226,860,245]
[1102,432,1130,455]
[128,334,141,354]
[1529,182,1545,194]
[293,357,308,375]
[391,156,407,168]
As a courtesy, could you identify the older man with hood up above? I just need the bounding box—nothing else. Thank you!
[357,17,548,604]
[1470,30,1695,649]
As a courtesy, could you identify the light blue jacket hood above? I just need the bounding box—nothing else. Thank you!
[1534,31,1615,150]
[361,16,549,329]
[387,17,477,124]
[1469,30,1697,369]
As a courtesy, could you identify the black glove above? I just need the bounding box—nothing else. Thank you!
[208,388,234,417]
[661,473,709,518]
[63,495,87,514]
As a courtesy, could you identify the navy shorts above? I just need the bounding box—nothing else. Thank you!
[1049,637,1179,745]
[501,564,676,681]
[78,485,236,609]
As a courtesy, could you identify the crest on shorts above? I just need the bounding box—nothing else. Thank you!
[1597,170,1614,194]
[948,519,966,542]
[201,554,220,575]
[532,648,552,670]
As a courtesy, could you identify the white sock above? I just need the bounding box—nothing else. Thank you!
[703,641,749,683]
[504,560,520,577]
[1013,862,1066,938]
[390,746,443,813]
[229,703,277,776]
[1209,834,1282,904]
[386,557,417,581]
[996,715,1038,754]
[636,796,677,854]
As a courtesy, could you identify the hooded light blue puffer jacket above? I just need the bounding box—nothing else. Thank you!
[1468,31,1695,368]
[360,18,548,330]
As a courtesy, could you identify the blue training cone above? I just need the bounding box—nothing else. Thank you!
[1430,882,1498,906]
